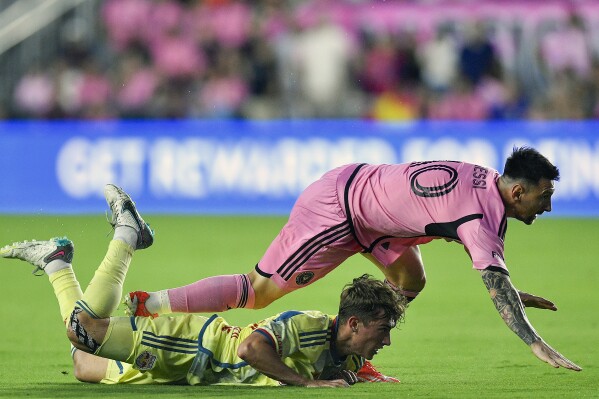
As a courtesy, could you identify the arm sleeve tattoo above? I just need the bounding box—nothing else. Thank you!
[480,269,540,346]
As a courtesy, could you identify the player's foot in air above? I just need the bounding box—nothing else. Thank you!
[104,184,154,250]
[124,291,158,318]
[356,360,400,383]
[0,237,74,275]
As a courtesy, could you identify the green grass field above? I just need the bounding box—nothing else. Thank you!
[0,215,597,398]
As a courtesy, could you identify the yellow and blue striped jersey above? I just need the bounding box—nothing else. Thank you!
[187,310,363,385]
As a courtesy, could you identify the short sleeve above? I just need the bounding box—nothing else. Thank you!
[254,311,304,357]
[458,222,508,274]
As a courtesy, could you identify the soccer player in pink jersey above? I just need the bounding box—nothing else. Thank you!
[128,146,581,373]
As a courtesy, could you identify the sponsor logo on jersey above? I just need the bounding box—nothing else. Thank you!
[135,351,157,370]
[295,271,315,286]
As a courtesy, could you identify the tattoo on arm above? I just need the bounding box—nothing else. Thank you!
[480,270,540,345]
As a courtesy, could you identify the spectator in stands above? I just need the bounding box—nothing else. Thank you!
[418,25,458,93]
[5,0,599,121]
[292,16,354,117]
[13,67,57,119]
[459,22,497,86]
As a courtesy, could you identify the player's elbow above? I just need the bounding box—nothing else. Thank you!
[237,337,263,364]
[237,340,254,362]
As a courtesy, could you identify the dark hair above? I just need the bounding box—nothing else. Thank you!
[338,274,405,327]
[503,146,560,184]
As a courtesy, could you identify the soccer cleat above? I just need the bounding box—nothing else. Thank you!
[356,361,400,383]
[0,237,74,276]
[124,291,158,318]
[104,184,154,250]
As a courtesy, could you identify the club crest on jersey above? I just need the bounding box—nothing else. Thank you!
[295,271,315,286]
[135,351,157,370]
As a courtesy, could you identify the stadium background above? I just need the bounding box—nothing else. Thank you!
[0,1,598,398]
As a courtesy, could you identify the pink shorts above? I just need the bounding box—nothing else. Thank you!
[255,164,409,292]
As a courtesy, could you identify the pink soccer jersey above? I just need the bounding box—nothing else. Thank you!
[343,162,508,273]
[257,161,509,291]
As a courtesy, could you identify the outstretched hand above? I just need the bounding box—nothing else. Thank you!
[518,291,558,311]
[530,340,582,371]
[305,379,351,388]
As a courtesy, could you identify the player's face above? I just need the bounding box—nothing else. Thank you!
[514,178,555,225]
[353,317,394,360]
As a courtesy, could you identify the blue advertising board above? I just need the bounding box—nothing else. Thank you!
[1,120,598,216]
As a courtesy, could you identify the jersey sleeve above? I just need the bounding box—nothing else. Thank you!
[253,311,305,358]
[458,221,509,274]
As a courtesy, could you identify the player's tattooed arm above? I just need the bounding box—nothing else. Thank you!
[480,269,540,345]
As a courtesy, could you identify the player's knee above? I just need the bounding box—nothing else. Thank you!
[67,307,101,353]
[72,350,103,383]
[401,266,426,292]
[72,355,89,382]
[413,274,426,291]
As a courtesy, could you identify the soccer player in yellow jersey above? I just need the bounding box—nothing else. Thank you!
[1,184,405,387]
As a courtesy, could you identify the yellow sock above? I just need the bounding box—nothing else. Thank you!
[80,240,134,319]
[48,267,84,322]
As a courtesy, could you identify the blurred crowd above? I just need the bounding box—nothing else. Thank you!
[9,0,599,120]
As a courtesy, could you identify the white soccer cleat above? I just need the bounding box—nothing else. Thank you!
[104,184,154,250]
[0,237,74,275]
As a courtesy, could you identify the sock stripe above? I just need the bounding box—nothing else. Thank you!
[75,300,101,319]
[237,274,249,308]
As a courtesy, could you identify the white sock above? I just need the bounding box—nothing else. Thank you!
[113,226,138,250]
[145,290,172,315]
[44,260,71,275]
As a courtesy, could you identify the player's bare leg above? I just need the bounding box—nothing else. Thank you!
[67,308,110,353]
[247,270,288,309]
[67,308,140,367]
[72,350,109,383]
[363,245,426,302]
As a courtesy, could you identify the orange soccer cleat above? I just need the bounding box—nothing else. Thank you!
[356,360,400,383]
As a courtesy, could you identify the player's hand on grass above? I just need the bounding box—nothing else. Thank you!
[305,379,351,388]
[329,370,358,385]
[530,340,582,371]
[518,291,557,311]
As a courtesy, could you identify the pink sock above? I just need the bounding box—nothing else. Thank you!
[168,274,255,313]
